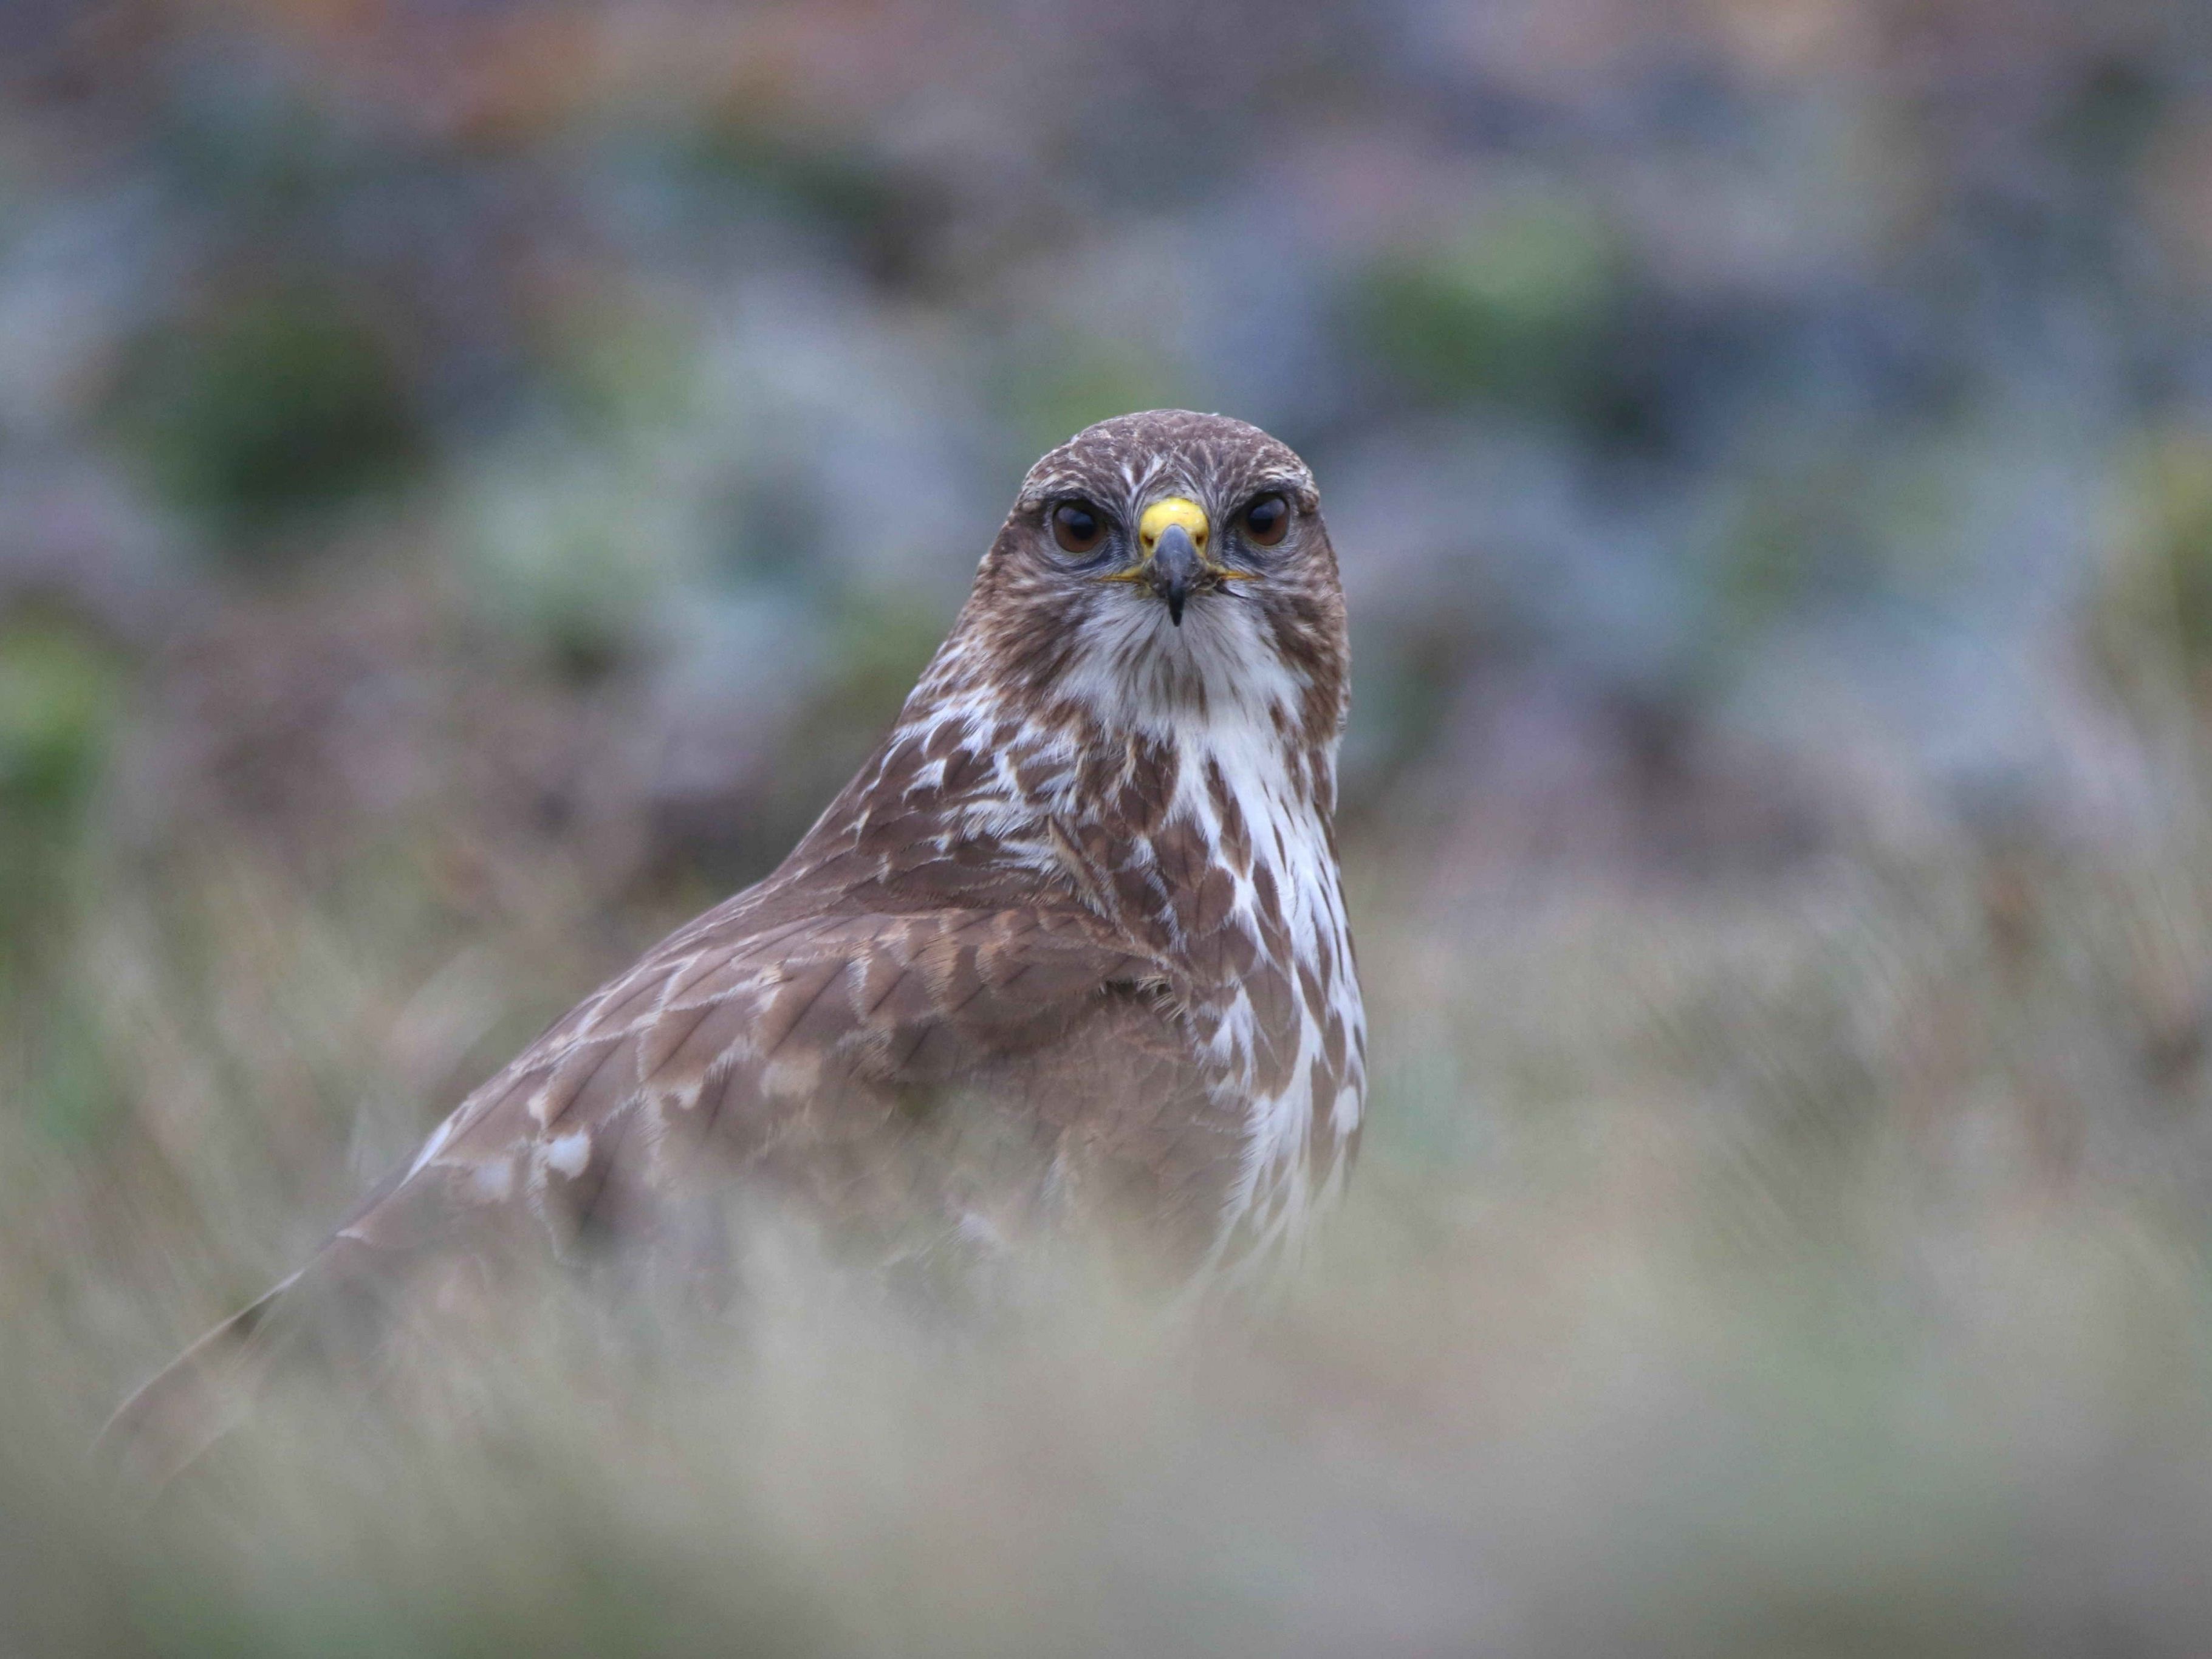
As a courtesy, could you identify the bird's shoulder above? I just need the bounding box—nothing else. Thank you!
[345,872,1190,1250]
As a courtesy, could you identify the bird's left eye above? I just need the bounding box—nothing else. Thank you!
[1051,500,1107,556]
[1242,493,1291,547]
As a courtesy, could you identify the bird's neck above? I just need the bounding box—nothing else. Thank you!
[798,655,1342,970]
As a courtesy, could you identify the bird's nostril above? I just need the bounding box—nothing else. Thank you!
[1144,527,1205,552]
[1138,496,1209,558]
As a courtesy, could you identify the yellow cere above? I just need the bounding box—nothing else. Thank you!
[1138,496,1209,556]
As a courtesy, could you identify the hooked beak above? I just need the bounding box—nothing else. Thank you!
[1104,494,1256,626]
[1149,522,1201,627]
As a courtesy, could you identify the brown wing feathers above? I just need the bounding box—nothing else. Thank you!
[109,411,1362,1482]
[392,905,1163,1226]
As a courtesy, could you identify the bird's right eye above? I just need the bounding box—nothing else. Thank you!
[1051,501,1107,556]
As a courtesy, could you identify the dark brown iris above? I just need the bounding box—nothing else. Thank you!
[1051,500,1106,556]
[1242,493,1290,546]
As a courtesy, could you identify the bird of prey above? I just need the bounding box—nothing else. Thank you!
[112,410,1365,1466]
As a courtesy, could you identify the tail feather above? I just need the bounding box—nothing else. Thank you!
[97,1270,301,1493]
[99,1169,513,1493]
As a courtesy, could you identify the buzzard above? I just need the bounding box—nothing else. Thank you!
[113,410,1365,1465]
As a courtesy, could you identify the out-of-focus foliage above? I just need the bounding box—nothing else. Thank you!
[1353,200,1625,415]
[5,0,2207,867]
[9,0,2212,1650]
[114,285,426,538]
[2089,431,2212,715]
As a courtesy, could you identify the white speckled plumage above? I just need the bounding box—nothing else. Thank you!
[112,411,1365,1477]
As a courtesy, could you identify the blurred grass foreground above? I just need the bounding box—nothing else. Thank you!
[15,0,2212,1653]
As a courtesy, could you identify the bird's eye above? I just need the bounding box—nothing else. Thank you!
[1242,493,1291,547]
[1051,500,1107,556]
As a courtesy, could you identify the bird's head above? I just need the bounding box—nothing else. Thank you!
[950,411,1348,744]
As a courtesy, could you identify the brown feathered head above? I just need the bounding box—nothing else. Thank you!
[929,411,1348,746]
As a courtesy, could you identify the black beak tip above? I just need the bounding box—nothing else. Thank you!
[1150,522,1200,628]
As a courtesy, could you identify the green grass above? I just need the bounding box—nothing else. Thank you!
[9,804,2212,1655]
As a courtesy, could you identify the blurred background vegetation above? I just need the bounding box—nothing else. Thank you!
[11,0,2212,1652]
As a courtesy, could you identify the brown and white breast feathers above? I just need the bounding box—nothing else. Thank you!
[108,410,1366,1483]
